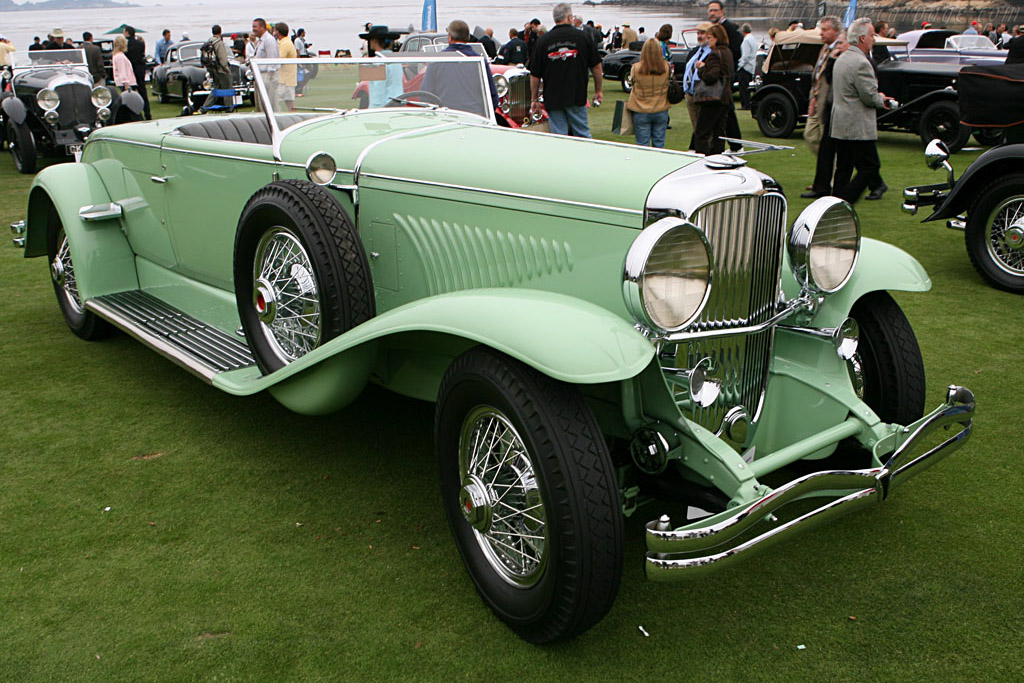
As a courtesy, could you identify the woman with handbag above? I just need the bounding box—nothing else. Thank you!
[693,23,733,155]
[627,39,672,148]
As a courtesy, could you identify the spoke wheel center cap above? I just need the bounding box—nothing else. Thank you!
[253,278,278,324]
[459,475,493,532]
[51,258,65,286]
[1005,225,1024,252]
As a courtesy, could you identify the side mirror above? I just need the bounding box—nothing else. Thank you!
[924,139,950,170]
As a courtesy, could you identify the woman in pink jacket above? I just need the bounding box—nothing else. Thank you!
[112,35,136,90]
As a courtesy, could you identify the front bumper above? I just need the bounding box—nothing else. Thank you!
[645,385,974,581]
[901,182,951,216]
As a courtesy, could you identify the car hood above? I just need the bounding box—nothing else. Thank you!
[279,111,701,224]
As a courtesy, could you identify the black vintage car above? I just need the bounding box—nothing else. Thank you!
[902,63,1024,293]
[151,41,252,107]
[750,29,979,152]
[602,47,689,92]
[0,49,143,174]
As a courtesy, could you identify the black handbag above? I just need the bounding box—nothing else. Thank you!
[667,77,684,105]
[693,77,725,103]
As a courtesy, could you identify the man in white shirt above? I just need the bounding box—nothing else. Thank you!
[737,23,757,110]
[252,17,280,111]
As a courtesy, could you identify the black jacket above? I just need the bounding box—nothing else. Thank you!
[126,37,146,81]
[719,18,743,65]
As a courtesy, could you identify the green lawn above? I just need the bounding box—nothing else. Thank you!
[1,93,1021,681]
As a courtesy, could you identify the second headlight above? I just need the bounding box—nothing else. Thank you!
[624,218,712,334]
[788,196,860,294]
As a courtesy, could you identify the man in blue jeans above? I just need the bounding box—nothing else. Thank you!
[529,2,603,137]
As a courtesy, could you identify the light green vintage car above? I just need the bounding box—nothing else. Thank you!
[11,56,975,643]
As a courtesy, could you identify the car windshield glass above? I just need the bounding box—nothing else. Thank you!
[945,35,997,50]
[178,44,201,61]
[16,49,87,67]
[251,55,496,122]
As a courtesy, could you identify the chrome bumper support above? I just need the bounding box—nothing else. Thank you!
[645,385,974,581]
[901,183,950,216]
[10,220,26,248]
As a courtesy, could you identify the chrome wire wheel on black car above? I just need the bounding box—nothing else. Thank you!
[436,347,624,643]
[965,172,1024,293]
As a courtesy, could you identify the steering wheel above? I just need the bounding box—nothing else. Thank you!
[385,91,443,108]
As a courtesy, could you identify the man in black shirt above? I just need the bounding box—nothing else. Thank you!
[707,1,743,151]
[29,37,44,51]
[124,26,151,119]
[529,2,603,137]
[496,29,528,64]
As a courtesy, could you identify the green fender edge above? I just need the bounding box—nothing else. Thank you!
[24,163,139,299]
[215,288,656,414]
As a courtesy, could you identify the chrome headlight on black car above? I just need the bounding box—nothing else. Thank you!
[788,197,860,294]
[91,86,112,108]
[37,88,60,111]
[624,217,713,333]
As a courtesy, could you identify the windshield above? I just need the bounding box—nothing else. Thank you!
[946,35,997,50]
[178,43,202,62]
[15,49,87,67]
[251,55,496,122]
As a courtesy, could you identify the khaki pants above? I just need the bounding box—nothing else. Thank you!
[804,103,824,155]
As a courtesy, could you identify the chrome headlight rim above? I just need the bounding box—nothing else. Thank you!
[788,196,861,295]
[493,74,509,99]
[96,106,111,121]
[90,85,112,109]
[305,151,337,186]
[37,88,60,111]
[623,217,714,334]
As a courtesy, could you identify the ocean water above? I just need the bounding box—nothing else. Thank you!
[0,0,764,55]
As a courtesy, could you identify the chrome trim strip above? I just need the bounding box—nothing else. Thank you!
[360,171,644,216]
[353,123,460,184]
[86,137,162,151]
[78,203,123,221]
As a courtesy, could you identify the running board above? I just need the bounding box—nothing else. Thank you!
[86,290,256,383]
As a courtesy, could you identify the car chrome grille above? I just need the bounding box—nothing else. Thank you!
[670,193,787,435]
[507,72,530,124]
[56,83,96,127]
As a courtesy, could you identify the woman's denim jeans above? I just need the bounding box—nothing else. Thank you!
[633,110,669,148]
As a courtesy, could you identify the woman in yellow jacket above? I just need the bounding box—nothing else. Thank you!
[626,39,671,148]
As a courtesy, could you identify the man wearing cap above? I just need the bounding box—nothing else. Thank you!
[964,21,979,35]
[45,29,66,50]
[530,3,603,137]
[252,17,280,111]
[361,25,403,108]
[620,23,638,51]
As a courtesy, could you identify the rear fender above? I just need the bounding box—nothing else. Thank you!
[810,238,930,327]
[215,289,656,413]
[25,163,138,299]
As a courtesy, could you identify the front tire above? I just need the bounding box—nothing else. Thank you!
[436,347,624,643]
[45,206,112,340]
[756,92,797,138]
[8,120,37,174]
[849,291,926,424]
[234,180,374,373]
[621,70,633,93]
[964,172,1024,293]
[919,100,970,154]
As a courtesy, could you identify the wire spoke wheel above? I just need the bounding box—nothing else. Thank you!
[984,195,1024,277]
[51,229,85,315]
[252,227,322,363]
[458,406,546,587]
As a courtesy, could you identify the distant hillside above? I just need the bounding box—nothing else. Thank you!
[0,0,138,11]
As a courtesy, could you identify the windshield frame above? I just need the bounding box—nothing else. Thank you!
[250,55,498,161]
[14,48,88,69]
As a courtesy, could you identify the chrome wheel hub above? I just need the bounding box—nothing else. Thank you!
[52,232,84,314]
[252,227,322,363]
[986,196,1024,275]
[458,406,546,587]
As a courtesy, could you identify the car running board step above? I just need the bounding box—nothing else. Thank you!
[87,290,256,383]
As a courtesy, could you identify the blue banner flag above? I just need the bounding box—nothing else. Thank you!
[842,0,858,29]
[422,0,437,32]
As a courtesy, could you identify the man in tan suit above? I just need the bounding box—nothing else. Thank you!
[621,23,638,50]
[804,15,840,155]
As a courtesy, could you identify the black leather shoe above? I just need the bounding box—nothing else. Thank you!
[800,190,825,199]
[865,184,888,201]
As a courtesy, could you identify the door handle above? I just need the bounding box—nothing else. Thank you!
[150,176,168,184]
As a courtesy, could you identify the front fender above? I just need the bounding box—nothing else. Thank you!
[811,237,930,327]
[215,289,655,410]
[25,163,138,299]
[2,96,27,125]
[926,143,1024,221]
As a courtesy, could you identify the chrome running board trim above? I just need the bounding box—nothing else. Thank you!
[86,290,256,383]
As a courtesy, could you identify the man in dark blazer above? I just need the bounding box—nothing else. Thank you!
[81,32,105,85]
[831,18,891,202]
[124,26,151,120]
[707,0,743,151]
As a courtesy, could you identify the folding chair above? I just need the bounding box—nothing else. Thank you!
[200,88,239,113]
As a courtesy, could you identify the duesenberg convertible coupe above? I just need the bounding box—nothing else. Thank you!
[11,55,975,643]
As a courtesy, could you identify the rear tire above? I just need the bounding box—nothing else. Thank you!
[849,291,926,424]
[918,100,970,154]
[964,172,1024,293]
[436,347,624,643]
[973,128,1004,147]
[756,92,797,138]
[8,120,37,174]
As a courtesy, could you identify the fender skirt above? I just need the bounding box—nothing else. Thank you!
[120,90,145,115]
[214,289,656,415]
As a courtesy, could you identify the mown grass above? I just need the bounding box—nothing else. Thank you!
[1,92,1021,681]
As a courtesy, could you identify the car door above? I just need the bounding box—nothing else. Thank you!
[111,141,178,269]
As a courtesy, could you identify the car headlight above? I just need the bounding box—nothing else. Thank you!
[37,88,60,111]
[97,107,111,121]
[91,86,112,108]
[44,109,60,124]
[500,102,510,114]
[493,74,509,99]
[788,196,860,294]
[305,151,337,186]
[623,217,713,333]
[203,77,213,90]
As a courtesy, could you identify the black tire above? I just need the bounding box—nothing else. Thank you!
[8,119,37,174]
[918,100,970,154]
[233,179,374,373]
[964,172,1024,293]
[849,291,926,425]
[435,347,624,643]
[973,128,1004,147]
[621,70,633,93]
[45,204,113,340]
[755,92,797,138]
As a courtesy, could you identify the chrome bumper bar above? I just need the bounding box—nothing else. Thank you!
[645,385,974,581]
[10,220,26,248]
[901,183,950,215]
